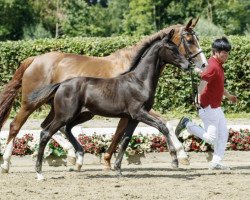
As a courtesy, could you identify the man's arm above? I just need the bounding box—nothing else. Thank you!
[224,89,237,103]
[196,80,208,104]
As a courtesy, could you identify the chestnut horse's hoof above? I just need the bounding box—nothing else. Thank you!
[103,153,112,171]
[103,164,112,172]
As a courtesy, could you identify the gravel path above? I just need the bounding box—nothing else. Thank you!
[0,151,249,200]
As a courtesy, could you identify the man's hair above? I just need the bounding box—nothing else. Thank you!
[212,37,232,54]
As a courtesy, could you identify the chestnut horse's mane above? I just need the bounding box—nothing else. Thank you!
[110,24,182,60]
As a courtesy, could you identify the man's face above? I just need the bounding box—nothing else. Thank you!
[214,50,230,64]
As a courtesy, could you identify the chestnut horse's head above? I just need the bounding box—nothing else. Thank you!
[172,18,208,69]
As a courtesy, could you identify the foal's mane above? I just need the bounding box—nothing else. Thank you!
[118,24,183,75]
[120,38,161,75]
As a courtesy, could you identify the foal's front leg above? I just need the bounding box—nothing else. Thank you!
[134,110,178,168]
[114,119,139,176]
[149,109,189,166]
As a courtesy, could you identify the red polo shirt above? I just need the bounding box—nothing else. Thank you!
[200,57,225,108]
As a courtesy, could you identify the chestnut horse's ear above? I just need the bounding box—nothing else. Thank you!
[185,18,193,30]
[191,17,199,28]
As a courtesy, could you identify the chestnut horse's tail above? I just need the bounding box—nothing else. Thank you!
[28,83,61,106]
[0,56,35,130]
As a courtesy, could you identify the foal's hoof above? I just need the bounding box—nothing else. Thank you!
[171,159,179,169]
[1,164,9,174]
[115,169,123,177]
[206,151,213,162]
[76,164,82,172]
[67,156,76,166]
[36,173,46,181]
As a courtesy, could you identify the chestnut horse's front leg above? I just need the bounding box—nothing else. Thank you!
[114,119,139,175]
[103,118,129,170]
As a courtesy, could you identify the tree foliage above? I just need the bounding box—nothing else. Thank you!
[0,0,249,40]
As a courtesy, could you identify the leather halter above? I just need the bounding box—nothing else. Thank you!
[177,28,203,63]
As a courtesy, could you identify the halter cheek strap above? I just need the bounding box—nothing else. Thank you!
[177,28,203,111]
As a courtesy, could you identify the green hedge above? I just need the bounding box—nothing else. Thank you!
[0,36,249,114]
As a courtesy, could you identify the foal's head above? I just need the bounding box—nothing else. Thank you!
[159,29,190,70]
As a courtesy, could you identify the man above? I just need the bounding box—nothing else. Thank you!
[175,37,237,170]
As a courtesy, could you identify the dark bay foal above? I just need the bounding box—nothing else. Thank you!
[29,29,190,180]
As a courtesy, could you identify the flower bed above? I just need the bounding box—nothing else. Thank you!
[0,128,249,157]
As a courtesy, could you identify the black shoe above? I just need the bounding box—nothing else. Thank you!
[175,117,190,137]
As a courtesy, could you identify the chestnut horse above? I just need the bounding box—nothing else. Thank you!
[0,18,207,173]
[29,30,190,180]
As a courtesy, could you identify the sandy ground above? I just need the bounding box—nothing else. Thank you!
[1,118,249,199]
[0,151,250,200]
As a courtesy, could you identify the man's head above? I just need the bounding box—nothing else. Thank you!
[212,37,231,64]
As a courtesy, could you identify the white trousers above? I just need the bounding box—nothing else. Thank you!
[186,105,228,164]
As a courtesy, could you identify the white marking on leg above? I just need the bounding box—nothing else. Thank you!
[52,133,76,158]
[166,122,182,151]
[52,133,74,150]
[76,152,83,165]
[1,139,14,173]
[36,172,45,181]
[166,122,190,165]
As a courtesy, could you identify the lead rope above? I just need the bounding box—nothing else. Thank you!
[189,66,200,113]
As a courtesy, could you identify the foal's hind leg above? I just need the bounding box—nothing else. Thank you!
[1,104,36,173]
[63,112,94,171]
[103,118,128,170]
[41,106,77,166]
[36,120,66,180]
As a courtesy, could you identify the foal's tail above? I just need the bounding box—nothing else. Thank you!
[28,83,61,105]
[0,56,35,130]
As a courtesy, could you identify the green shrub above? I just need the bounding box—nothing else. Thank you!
[0,36,249,115]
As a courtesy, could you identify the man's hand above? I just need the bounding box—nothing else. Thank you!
[228,95,237,103]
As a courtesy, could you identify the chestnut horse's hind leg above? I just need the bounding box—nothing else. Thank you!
[103,118,129,171]
[1,105,36,173]
[114,119,139,176]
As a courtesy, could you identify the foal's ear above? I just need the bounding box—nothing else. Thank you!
[166,29,175,41]
[191,17,199,28]
[185,18,193,30]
